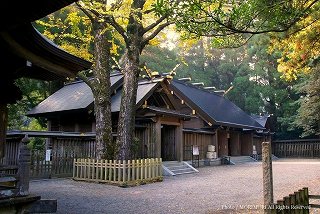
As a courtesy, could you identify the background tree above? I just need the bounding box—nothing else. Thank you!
[8,79,52,131]
[23,0,319,161]
[268,1,320,137]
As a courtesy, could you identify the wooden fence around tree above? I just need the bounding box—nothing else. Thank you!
[73,158,163,186]
[272,139,320,158]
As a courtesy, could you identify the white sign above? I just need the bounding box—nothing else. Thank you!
[192,145,199,156]
[45,149,51,161]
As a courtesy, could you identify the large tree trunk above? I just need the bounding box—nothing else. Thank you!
[116,0,146,160]
[116,55,140,160]
[0,103,8,158]
[91,23,113,160]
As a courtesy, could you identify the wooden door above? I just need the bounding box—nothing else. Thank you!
[161,125,176,161]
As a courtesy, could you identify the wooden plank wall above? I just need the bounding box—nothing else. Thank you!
[2,137,96,179]
[135,123,156,158]
[273,139,320,158]
[183,132,216,160]
[48,138,96,178]
[0,138,21,165]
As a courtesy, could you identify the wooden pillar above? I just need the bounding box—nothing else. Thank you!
[262,141,273,214]
[18,135,31,196]
[175,124,183,161]
[0,103,8,158]
[0,79,22,158]
[214,131,219,157]
[155,119,161,158]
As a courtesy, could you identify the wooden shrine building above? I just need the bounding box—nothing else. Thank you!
[28,72,265,162]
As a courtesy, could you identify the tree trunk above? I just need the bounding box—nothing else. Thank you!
[0,103,8,158]
[116,0,146,160]
[116,55,140,160]
[92,22,113,160]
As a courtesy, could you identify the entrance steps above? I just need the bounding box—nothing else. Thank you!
[229,156,258,165]
[162,161,199,176]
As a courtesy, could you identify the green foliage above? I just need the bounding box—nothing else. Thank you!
[293,65,320,137]
[34,6,94,61]
[141,46,179,73]
[28,137,46,151]
[174,0,317,48]
[167,34,302,139]
[8,78,50,131]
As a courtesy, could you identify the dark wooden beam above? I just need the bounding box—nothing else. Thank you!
[0,104,7,158]
[0,32,76,78]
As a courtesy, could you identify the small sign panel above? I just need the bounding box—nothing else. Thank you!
[192,145,199,156]
[45,149,51,161]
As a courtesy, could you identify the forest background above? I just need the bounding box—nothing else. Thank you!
[7,3,320,141]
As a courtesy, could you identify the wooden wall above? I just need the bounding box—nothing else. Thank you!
[134,123,157,158]
[273,139,320,158]
[183,132,216,160]
[183,117,205,129]
[230,131,241,156]
[241,133,253,155]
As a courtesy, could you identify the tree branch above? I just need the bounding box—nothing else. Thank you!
[141,21,173,48]
[190,0,320,36]
[106,16,128,45]
[143,15,168,34]
[75,2,96,23]
[77,69,94,90]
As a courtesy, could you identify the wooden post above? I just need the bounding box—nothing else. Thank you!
[155,119,162,158]
[175,124,183,161]
[262,141,274,214]
[18,134,31,196]
[0,103,8,158]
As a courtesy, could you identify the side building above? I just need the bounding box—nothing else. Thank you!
[27,73,265,162]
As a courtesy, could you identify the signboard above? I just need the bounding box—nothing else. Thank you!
[192,145,199,156]
[45,149,51,161]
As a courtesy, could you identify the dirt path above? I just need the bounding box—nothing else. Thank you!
[30,159,320,214]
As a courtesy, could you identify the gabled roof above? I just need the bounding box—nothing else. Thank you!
[27,75,162,116]
[251,114,270,128]
[170,80,264,130]
[111,80,160,112]
[27,73,123,116]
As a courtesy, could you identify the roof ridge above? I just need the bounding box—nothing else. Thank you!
[172,79,223,96]
[64,71,123,86]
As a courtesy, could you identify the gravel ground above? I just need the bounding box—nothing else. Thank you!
[30,159,320,214]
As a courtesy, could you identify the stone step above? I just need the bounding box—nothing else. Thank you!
[170,168,195,173]
[229,156,257,164]
[162,161,199,176]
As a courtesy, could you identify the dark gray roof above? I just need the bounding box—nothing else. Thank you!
[111,81,159,112]
[27,73,123,116]
[171,80,264,130]
[28,75,160,116]
[251,114,270,127]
